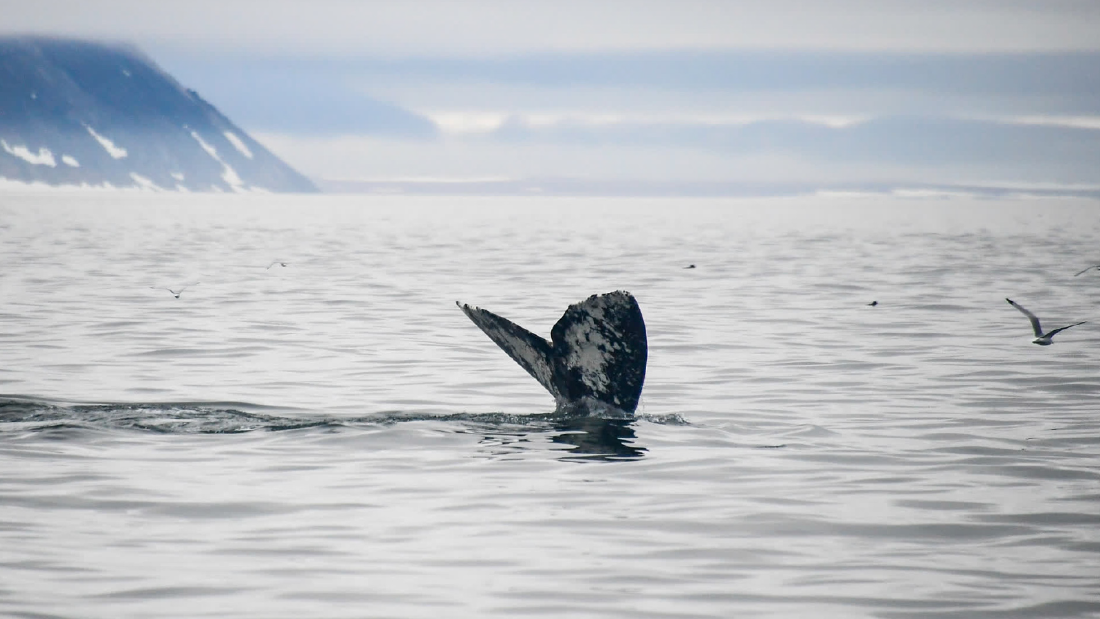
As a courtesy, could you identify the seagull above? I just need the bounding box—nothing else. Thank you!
[1074,264,1100,276]
[868,301,878,307]
[267,261,288,269]
[1005,298,1086,345]
[152,284,196,299]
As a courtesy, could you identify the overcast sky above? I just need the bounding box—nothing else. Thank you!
[4,0,1099,193]
[4,0,1100,54]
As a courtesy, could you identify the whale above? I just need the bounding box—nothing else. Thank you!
[457,291,647,414]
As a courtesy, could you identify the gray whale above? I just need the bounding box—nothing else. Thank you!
[457,291,647,413]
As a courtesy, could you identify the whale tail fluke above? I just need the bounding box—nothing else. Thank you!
[458,291,647,413]
[456,301,560,400]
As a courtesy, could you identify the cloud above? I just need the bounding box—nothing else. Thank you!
[159,50,1100,122]
[354,51,1100,104]
[3,0,1100,55]
[254,113,1100,188]
[253,133,816,183]
[478,116,1100,179]
[173,68,437,137]
[199,48,1100,189]
[8,1,1099,192]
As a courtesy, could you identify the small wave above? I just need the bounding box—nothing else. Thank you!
[0,398,333,434]
[636,412,691,425]
[0,397,689,436]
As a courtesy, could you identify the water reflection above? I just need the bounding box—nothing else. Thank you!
[549,416,645,461]
[474,415,645,462]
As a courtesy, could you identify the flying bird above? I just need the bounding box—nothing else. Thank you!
[868,301,878,307]
[1005,298,1086,345]
[152,284,196,299]
[1074,264,1100,276]
[267,261,288,269]
[684,264,696,269]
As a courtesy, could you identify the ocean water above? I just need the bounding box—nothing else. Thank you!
[1,193,1098,618]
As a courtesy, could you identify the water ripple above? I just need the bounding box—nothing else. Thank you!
[1,195,1098,618]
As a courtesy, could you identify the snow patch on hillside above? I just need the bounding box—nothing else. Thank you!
[129,172,160,191]
[190,130,218,159]
[2,140,57,166]
[85,126,128,159]
[0,175,196,194]
[190,130,245,192]
[0,177,125,192]
[191,133,247,193]
[224,132,254,159]
[221,164,243,187]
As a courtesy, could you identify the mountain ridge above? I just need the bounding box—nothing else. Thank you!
[0,36,317,192]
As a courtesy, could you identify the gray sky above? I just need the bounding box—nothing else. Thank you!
[4,0,1100,192]
[4,0,1100,55]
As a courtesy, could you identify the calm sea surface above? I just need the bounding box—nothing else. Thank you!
[1,193,1099,618]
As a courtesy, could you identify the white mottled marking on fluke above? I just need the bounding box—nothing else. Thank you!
[458,291,647,413]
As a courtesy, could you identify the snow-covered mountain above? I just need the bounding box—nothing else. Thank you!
[0,36,316,192]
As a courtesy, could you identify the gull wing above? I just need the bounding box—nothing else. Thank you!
[550,291,647,413]
[1044,321,1086,339]
[457,302,559,400]
[1074,265,1100,276]
[1006,298,1043,338]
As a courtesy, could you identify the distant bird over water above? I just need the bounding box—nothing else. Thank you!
[1005,298,1086,345]
[868,301,878,307]
[684,264,696,269]
[267,261,288,269]
[152,284,195,299]
[1074,264,1100,277]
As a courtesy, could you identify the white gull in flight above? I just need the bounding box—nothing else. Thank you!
[152,284,196,299]
[1005,298,1085,345]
